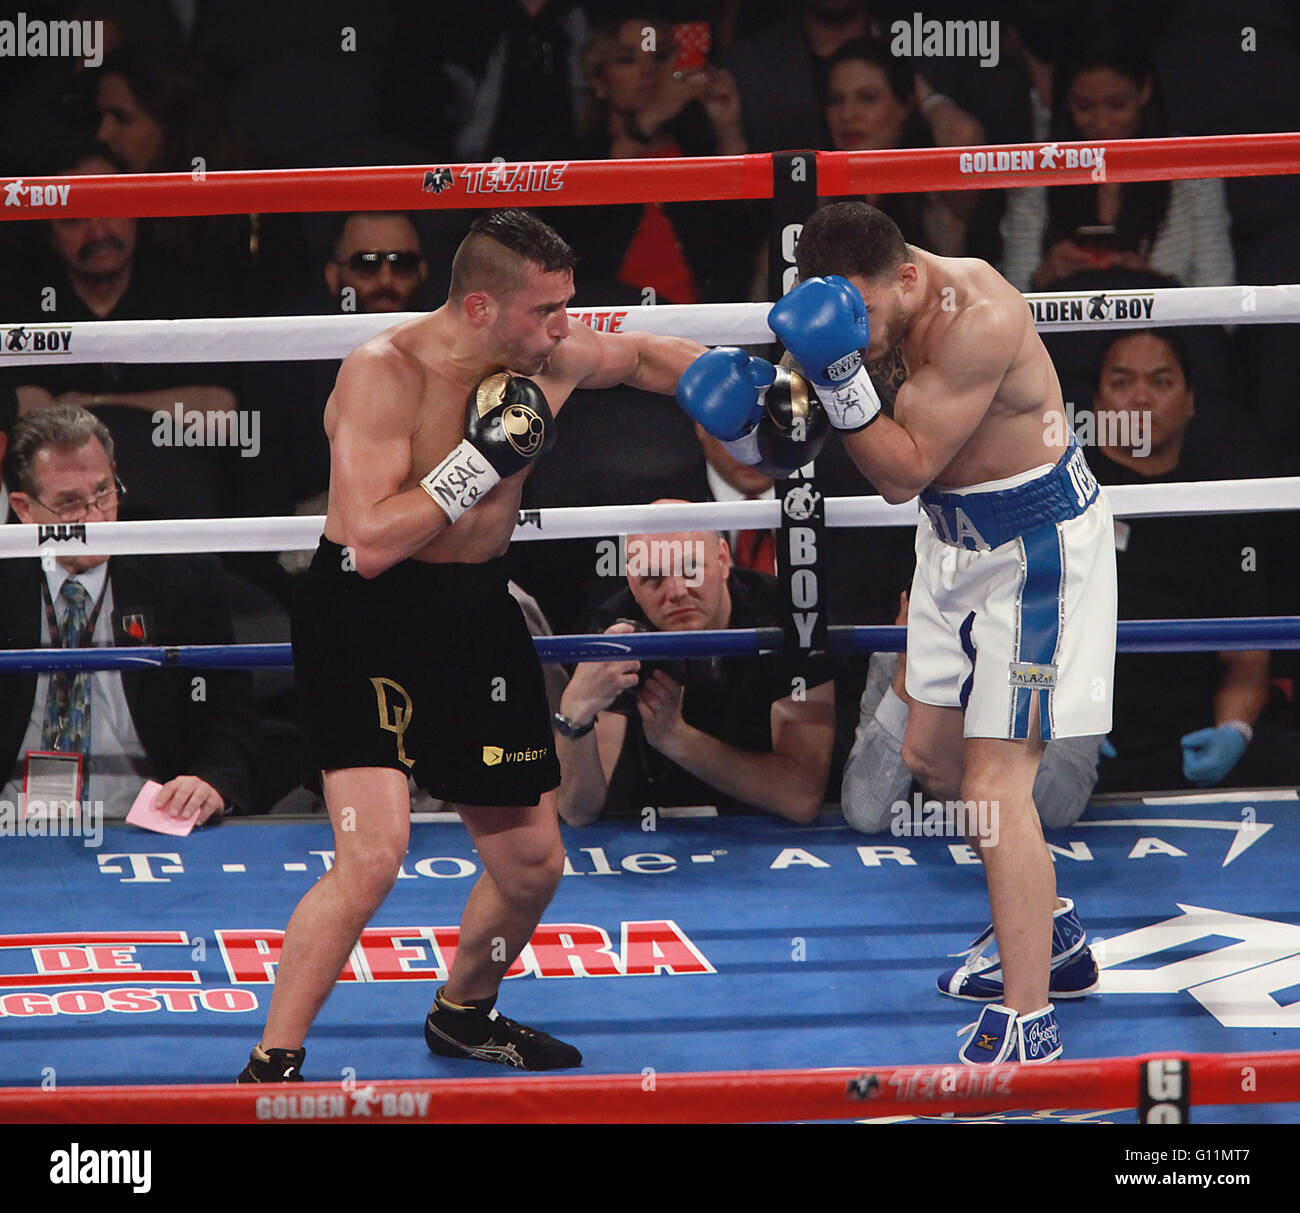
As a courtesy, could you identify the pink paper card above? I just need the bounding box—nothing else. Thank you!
[125,780,196,836]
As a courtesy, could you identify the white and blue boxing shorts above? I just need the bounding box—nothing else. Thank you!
[904,439,1116,741]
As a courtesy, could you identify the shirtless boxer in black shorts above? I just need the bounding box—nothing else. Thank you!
[237,210,705,1080]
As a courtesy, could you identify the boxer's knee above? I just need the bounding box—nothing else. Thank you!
[961,745,1038,814]
[460,800,566,909]
[900,737,928,781]
[507,840,565,907]
[333,836,407,909]
[902,705,965,802]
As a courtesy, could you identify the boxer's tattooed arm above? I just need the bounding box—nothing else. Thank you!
[867,346,906,419]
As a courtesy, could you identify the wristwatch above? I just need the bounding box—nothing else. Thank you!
[553,711,596,739]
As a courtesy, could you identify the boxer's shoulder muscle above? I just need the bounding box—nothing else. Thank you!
[923,283,1022,381]
[325,338,427,443]
[927,255,1026,326]
[925,260,1056,436]
[944,259,1053,407]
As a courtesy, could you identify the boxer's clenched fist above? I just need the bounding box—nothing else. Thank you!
[769,276,882,432]
[677,347,828,477]
[420,372,555,523]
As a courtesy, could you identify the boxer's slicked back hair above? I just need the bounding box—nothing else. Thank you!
[795,201,909,284]
[449,209,575,302]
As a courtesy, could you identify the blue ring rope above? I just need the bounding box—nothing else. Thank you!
[1,616,1297,672]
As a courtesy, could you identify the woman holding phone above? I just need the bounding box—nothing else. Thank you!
[568,14,754,305]
[1000,37,1236,290]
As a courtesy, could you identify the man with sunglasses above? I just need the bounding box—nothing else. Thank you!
[0,405,255,826]
[325,213,430,315]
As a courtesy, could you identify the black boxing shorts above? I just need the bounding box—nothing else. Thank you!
[292,538,560,807]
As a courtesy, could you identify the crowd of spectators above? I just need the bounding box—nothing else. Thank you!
[1,0,1298,817]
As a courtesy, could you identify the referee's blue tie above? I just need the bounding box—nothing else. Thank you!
[41,578,92,758]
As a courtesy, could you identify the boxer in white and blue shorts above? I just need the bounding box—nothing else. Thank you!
[678,200,1122,1066]
[907,437,1116,744]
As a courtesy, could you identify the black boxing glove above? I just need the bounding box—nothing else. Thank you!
[723,363,830,479]
[420,371,556,524]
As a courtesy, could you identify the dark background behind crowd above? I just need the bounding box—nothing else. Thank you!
[0,0,1297,813]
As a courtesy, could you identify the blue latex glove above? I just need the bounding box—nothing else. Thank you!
[1180,724,1249,786]
[1099,736,1117,760]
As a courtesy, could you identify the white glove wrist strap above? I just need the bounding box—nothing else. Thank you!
[419,439,501,524]
[815,365,882,432]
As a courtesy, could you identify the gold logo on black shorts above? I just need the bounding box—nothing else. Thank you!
[370,677,415,769]
[482,745,549,766]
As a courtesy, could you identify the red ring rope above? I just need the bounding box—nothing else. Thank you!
[3,1050,1296,1124]
[2,133,1296,220]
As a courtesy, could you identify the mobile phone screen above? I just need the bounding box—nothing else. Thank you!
[671,22,711,75]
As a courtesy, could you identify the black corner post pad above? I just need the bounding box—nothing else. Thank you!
[769,151,828,669]
[768,149,819,321]
[776,476,828,660]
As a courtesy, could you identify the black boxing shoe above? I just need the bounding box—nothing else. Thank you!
[424,987,582,1071]
[237,1044,306,1083]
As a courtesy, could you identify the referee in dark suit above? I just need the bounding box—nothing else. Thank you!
[0,405,254,821]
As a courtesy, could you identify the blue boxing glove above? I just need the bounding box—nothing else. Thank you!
[677,346,769,442]
[1180,722,1251,786]
[768,276,882,432]
[677,347,829,476]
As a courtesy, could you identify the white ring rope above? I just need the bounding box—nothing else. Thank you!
[0,304,767,365]
[2,278,1295,558]
[2,284,1299,365]
[1,476,1295,558]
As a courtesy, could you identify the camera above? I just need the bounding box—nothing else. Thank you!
[604,617,712,716]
